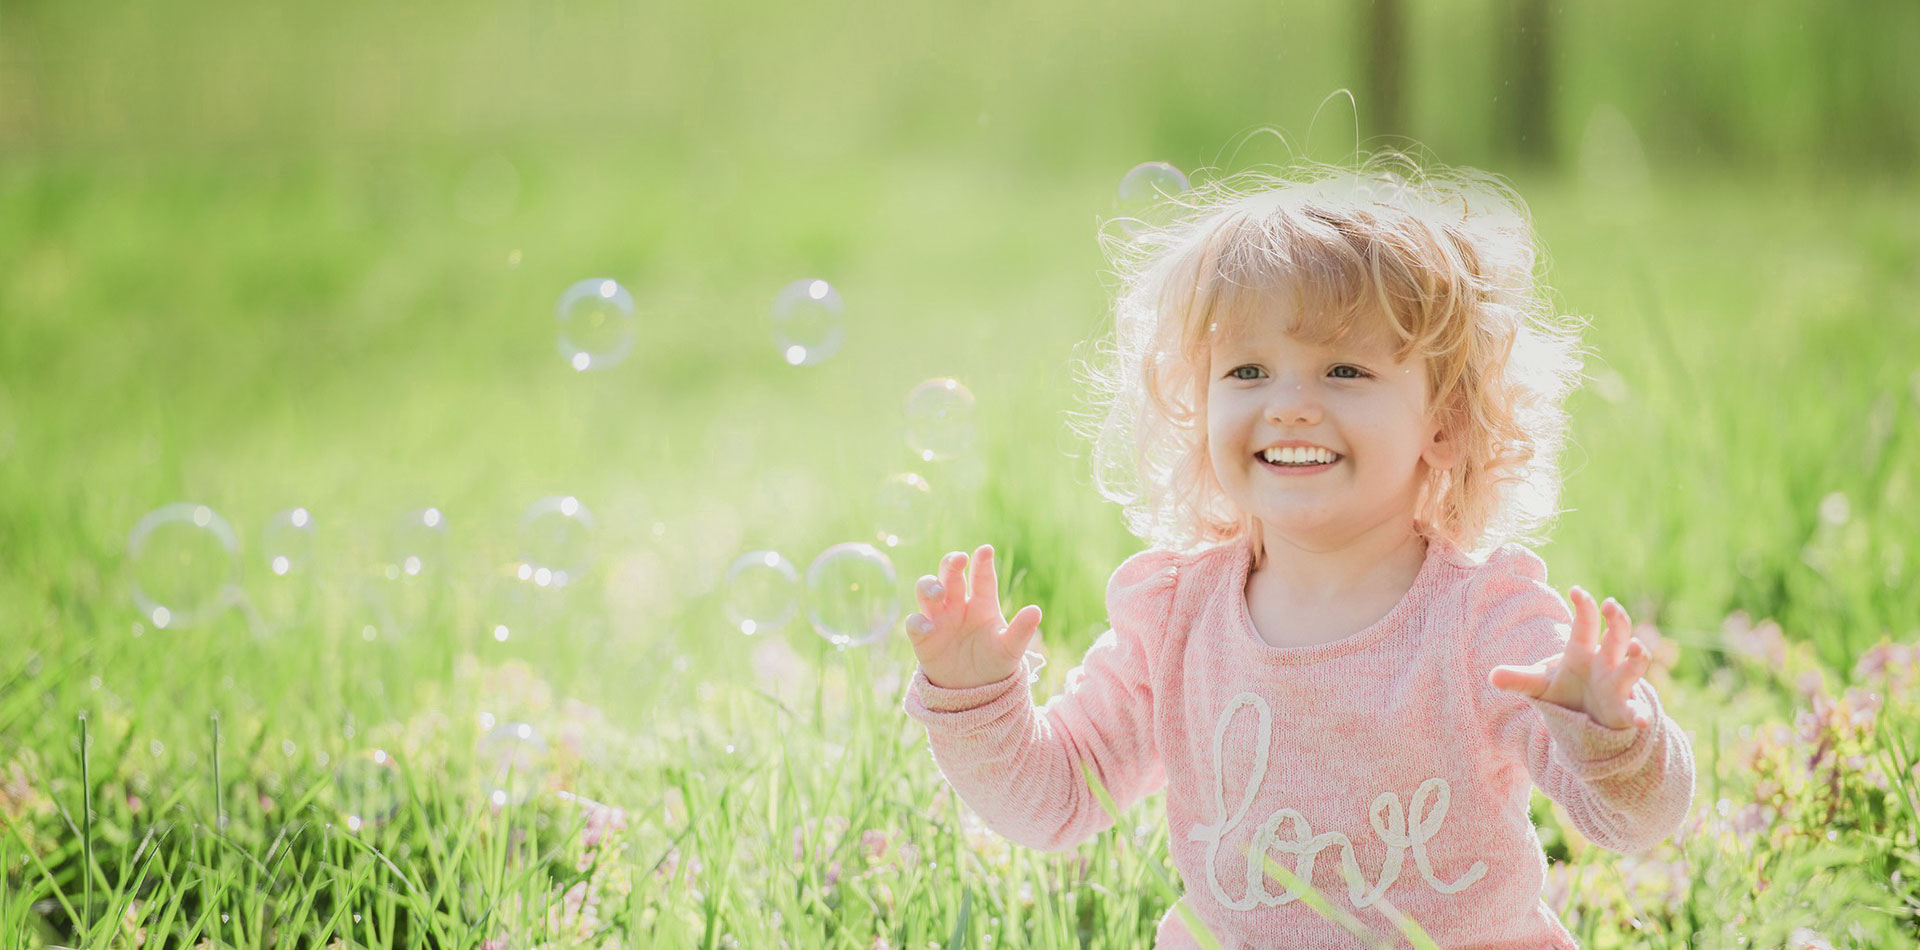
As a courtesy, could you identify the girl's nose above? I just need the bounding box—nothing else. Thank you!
[1266,380,1323,426]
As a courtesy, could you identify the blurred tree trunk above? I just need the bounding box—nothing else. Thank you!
[1362,0,1407,143]
[1500,0,1555,166]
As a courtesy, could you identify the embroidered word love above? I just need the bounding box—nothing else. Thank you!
[1185,692,1488,910]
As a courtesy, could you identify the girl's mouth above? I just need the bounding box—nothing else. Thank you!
[1256,453,1341,475]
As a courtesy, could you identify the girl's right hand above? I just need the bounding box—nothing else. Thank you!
[905,544,1043,691]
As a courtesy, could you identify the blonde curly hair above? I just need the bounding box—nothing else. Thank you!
[1069,152,1588,564]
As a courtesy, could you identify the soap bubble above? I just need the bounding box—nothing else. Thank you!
[127,503,240,629]
[1116,161,1191,234]
[256,507,320,631]
[518,495,595,588]
[723,549,799,635]
[334,748,404,831]
[479,721,550,806]
[367,507,447,638]
[905,377,977,462]
[771,278,845,366]
[384,507,447,579]
[486,561,566,642]
[875,473,932,548]
[262,507,316,577]
[805,542,900,647]
[556,278,637,372]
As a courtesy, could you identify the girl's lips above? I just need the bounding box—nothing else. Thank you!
[1257,455,1340,476]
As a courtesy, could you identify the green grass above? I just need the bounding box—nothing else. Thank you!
[2,141,1916,949]
[3,0,1919,942]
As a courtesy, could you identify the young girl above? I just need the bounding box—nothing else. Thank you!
[900,155,1696,949]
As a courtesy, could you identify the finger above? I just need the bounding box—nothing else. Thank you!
[915,574,947,617]
[1566,586,1600,654]
[1617,640,1653,684]
[1598,598,1632,668]
[1005,605,1042,652]
[1488,663,1549,698]
[938,551,967,611]
[905,612,934,639]
[968,544,1002,615]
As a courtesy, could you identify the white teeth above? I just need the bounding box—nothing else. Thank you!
[1262,446,1336,465]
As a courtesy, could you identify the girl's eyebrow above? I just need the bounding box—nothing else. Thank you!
[1214,338,1390,361]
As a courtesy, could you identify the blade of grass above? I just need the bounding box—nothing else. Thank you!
[1081,759,1224,950]
[80,713,94,943]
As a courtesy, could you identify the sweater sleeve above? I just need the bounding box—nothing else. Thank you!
[1467,545,1697,855]
[902,548,1180,853]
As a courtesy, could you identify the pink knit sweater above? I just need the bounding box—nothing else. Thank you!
[903,536,1696,949]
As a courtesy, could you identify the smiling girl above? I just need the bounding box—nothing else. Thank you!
[900,154,1695,949]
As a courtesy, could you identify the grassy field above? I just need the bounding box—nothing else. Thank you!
[4,0,1920,947]
[2,141,1917,949]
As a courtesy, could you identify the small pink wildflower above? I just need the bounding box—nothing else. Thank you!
[1854,640,1918,693]
[894,840,921,871]
[1731,803,1772,843]
[1722,612,1788,672]
[860,828,890,862]
[583,800,627,849]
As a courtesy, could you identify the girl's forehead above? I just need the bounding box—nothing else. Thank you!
[1207,298,1401,357]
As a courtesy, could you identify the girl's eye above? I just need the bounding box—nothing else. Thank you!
[1228,366,1264,380]
[1330,365,1368,379]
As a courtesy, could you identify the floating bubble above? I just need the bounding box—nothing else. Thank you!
[1116,161,1191,234]
[771,278,845,366]
[905,377,978,462]
[262,507,316,577]
[805,543,900,647]
[479,721,550,806]
[385,507,447,578]
[723,550,799,636]
[518,495,595,587]
[254,507,320,632]
[556,278,637,372]
[486,562,565,642]
[874,473,932,548]
[127,503,240,629]
[334,749,403,831]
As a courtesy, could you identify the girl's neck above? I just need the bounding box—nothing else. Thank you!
[1252,523,1430,606]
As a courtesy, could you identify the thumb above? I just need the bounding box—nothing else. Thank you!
[1488,663,1548,697]
[1006,605,1042,651]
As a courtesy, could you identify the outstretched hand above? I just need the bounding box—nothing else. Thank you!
[904,544,1043,691]
[1489,586,1653,731]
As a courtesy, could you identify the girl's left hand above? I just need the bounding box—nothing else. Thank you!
[1489,586,1653,731]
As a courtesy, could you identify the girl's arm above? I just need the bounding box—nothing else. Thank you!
[902,549,1180,852]
[1468,547,1697,855]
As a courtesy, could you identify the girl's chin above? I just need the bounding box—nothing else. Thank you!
[1249,510,1343,536]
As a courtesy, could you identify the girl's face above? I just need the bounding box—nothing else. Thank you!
[1205,301,1458,550]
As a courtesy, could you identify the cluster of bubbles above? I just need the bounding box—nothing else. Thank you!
[123,492,601,639]
[125,377,979,645]
[551,163,1185,373]
[724,543,900,648]
[552,275,846,373]
[159,159,1188,824]
[715,372,986,647]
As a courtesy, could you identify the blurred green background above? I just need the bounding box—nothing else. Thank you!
[2,0,1919,945]
[4,0,1915,677]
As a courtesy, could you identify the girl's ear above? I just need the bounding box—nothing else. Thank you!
[1422,396,1464,472]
